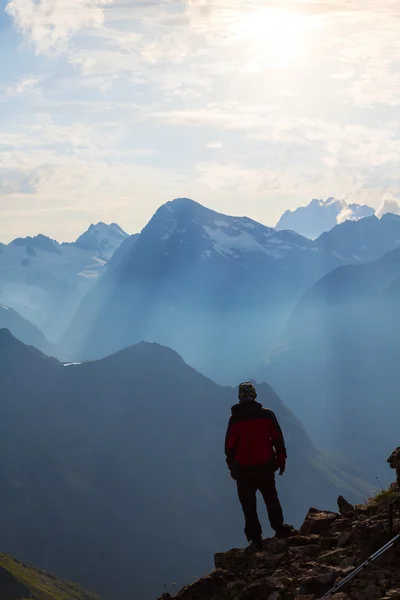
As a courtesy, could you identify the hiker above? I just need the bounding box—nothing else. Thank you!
[225,382,293,549]
[387,447,400,486]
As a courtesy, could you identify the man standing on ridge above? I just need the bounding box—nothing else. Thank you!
[225,382,293,550]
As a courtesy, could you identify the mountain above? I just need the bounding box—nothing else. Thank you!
[0,330,367,600]
[315,213,400,262]
[0,223,128,341]
[103,233,139,273]
[261,245,400,480]
[73,222,128,260]
[0,553,98,600]
[0,303,55,355]
[276,198,375,239]
[163,489,400,600]
[63,198,352,383]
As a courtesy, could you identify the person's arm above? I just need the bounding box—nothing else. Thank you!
[225,417,238,473]
[267,410,287,475]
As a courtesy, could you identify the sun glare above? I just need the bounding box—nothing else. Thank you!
[231,8,315,67]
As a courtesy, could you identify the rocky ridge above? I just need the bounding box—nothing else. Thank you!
[160,489,400,600]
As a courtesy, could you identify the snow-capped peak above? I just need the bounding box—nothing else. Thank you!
[10,234,61,254]
[73,222,128,259]
[276,197,375,239]
[142,198,312,262]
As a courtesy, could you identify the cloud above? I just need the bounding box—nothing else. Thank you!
[336,201,358,224]
[5,77,41,97]
[206,141,223,149]
[376,193,400,218]
[6,0,112,55]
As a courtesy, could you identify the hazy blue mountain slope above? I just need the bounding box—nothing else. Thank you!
[315,213,400,262]
[0,223,128,341]
[103,233,139,273]
[63,198,351,383]
[0,303,55,356]
[260,247,400,480]
[0,329,367,600]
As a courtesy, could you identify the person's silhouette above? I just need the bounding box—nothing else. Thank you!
[225,382,293,549]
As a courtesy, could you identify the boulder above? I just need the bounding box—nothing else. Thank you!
[300,509,339,536]
[337,496,356,518]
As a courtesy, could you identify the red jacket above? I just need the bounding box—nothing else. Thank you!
[225,401,286,479]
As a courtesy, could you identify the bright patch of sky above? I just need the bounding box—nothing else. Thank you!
[1,0,400,241]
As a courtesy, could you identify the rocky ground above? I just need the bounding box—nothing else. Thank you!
[159,488,400,600]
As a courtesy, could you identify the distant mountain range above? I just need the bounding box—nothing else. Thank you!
[260,243,400,481]
[0,329,368,599]
[62,198,355,383]
[3,198,400,387]
[0,222,129,341]
[62,198,400,384]
[276,198,375,239]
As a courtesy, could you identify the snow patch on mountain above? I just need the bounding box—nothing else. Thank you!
[203,224,287,258]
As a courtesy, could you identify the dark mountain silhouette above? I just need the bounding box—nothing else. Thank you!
[261,246,400,480]
[276,198,375,239]
[0,330,367,600]
[0,303,55,356]
[63,198,351,383]
[315,213,400,262]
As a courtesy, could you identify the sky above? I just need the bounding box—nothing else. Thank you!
[1,0,400,242]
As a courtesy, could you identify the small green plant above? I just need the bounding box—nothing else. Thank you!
[366,486,398,506]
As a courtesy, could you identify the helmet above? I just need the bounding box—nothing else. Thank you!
[238,382,257,402]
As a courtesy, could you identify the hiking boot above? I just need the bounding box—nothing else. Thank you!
[274,524,296,539]
[248,537,263,551]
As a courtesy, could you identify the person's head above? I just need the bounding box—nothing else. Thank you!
[388,447,400,470]
[238,382,257,403]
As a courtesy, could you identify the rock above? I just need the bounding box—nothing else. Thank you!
[214,549,246,571]
[320,537,338,550]
[355,504,369,515]
[227,580,246,596]
[300,509,339,536]
[354,583,382,600]
[317,549,348,566]
[381,590,400,599]
[337,530,353,547]
[287,536,320,547]
[238,578,273,599]
[337,496,356,517]
[170,488,400,600]
[289,545,320,559]
[339,557,356,569]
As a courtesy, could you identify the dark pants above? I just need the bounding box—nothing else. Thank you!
[237,473,284,541]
